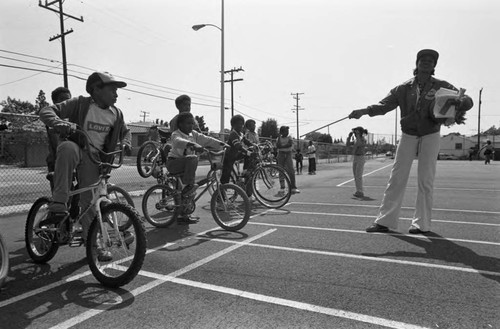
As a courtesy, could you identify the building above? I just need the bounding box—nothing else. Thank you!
[439,133,476,158]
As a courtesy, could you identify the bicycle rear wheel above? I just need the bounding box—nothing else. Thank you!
[252,164,291,208]
[86,203,147,288]
[25,197,59,263]
[142,184,179,227]
[211,183,251,231]
[0,232,9,288]
[107,184,135,230]
[136,141,160,178]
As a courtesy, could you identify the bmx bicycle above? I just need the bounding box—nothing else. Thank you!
[0,232,8,288]
[25,127,147,288]
[136,129,171,178]
[207,141,292,208]
[142,147,251,231]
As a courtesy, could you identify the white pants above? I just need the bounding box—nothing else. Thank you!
[374,132,440,231]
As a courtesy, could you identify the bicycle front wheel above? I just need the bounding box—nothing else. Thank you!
[211,183,251,231]
[0,232,9,288]
[107,184,135,230]
[25,197,59,263]
[252,164,291,208]
[87,203,147,288]
[136,141,160,178]
[142,184,179,227]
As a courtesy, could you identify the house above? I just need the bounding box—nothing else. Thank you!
[128,121,155,148]
[440,133,476,158]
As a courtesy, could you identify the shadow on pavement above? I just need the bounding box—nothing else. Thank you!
[362,232,500,284]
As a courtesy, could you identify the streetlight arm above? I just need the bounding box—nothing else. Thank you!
[192,24,222,32]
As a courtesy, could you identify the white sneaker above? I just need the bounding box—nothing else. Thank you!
[291,188,300,194]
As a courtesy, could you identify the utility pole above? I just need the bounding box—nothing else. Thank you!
[477,88,483,159]
[39,0,83,89]
[140,111,150,123]
[291,92,304,149]
[224,67,244,118]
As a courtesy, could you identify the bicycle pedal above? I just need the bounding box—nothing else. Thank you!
[69,236,84,247]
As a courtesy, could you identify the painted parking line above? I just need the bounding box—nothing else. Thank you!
[203,236,500,278]
[49,229,276,329]
[289,202,500,216]
[249,221,500,246]
[336,164,392,187]
[134,273,428,329]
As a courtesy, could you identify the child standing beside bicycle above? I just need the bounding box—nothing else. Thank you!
[276,126,300,194]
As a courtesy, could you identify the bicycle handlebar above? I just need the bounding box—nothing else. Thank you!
[50,125,125,169]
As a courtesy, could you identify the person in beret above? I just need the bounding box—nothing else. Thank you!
[349,49,473,234]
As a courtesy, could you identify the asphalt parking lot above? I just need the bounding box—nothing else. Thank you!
[0,158,498,328]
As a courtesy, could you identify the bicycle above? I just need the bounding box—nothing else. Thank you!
[224,141,292,209]
[136,129,171,178]
[25,127,147,288]
[0,232,8,288]
[142,147,251,231]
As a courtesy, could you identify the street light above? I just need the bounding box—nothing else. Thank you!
[192,0,225,133]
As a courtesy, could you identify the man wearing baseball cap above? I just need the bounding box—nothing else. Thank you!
[349,49,473,235]
[39,71,131,261]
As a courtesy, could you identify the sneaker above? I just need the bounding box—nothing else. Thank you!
[366,223,389,233]
[274,189,286,197]
[181,184,199,197]
[291,188,300,194]
[176,215,199,224]
[123,231,135,246]
[353,192,364,198]
[97,248,113,262]
[39,211,68,227]
[408,227,430,234]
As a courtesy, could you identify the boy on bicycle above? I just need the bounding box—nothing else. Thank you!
[221,115,255,185]
[39,72,132,261]
[166,112,224,224]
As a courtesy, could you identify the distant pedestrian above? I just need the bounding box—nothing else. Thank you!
[306,140,316,175]
[276,126,299,194]
[347,126,368,198]
[295,149,303,175]
[480,140,494,164]
[349,49,473,234]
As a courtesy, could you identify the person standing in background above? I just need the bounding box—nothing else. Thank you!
[347,126,368,198]
[306,140,316,175]
[276,126,299,194]
[294,149,303,175]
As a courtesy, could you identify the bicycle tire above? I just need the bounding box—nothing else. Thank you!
[107,184,135,230]
[252,164,291,208]
[136,141,160,178]
[25,197,59,263]
[210,183,251,231]
[86,203,147,288]
[142,184,179,228]
[0,232,9,288]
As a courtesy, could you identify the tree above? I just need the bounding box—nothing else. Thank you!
[317,133,332,144]
[0,97,39,130]
[195,115,209,132]
[35,90,49,112]
[259,118,279,139]
[483,125,500,135]
[304,131,322,141]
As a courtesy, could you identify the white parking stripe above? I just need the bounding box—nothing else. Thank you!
[134,273,428,329]
[50,229,276,329]
[249,221,500,246]
[336,164,392,186]
[202,236,500,278]
[290,202,500,215]
[287,209,500,228]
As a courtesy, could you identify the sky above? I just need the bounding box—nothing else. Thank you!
[1,0,499,142]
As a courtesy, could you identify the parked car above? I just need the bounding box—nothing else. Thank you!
[438,153,459,160]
